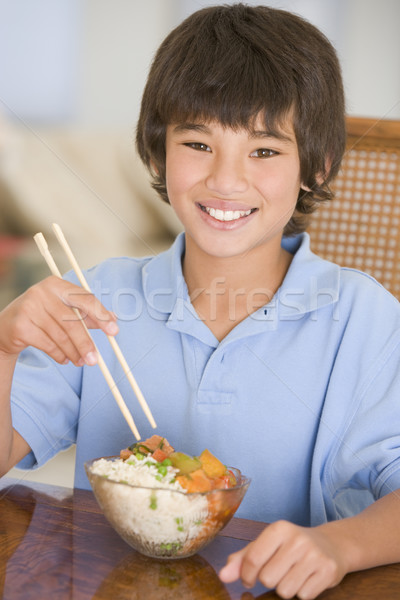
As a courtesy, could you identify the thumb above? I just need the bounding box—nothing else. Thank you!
[219,546,247,582]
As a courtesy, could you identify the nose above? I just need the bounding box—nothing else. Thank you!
[205,154,249,196]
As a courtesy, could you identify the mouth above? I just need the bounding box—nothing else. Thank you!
[198,204,258,222]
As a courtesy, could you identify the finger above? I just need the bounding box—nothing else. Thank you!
[256,550,298,593]
[5,298,75,364]
[25,291,94,365]
[271,560,316,599]
[42,306,97,365]
[21,324,70,365]
[38,277,119,337]
[59,287,118,335]
[219,546,248,582]
[35,284,97,362]
[254,527,311,592]
[31,310,86,366]
[296,571,331,600]
[296,559,342,600]
[239,524,283,588]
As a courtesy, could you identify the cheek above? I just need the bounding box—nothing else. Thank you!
[278,162,302,198]
[165,156,181,197]
[166,169,188,203]
[257,165,301,204]
[166,155,200,200]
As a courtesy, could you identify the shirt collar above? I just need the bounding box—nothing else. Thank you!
[142,231,340,327]
[142,233,186,314]
[142,233,218,346]
[277,233,340,317]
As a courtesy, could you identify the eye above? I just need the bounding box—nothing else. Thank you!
[250,148,278,158]
[184,142,211,152]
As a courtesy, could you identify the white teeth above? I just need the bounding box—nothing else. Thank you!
[205,207,252,221]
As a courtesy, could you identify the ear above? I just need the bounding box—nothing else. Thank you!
[300,157,331,191]
[150,160,159,175]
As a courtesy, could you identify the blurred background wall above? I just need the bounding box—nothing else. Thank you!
[1,0,399,128]
[1,0,399,487]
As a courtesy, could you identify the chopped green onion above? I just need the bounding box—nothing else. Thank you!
[159,542,182,553]
[136,444,152,454]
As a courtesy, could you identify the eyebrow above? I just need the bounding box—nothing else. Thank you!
[249,129,295,144]
[172,122,295,144]
[172,123,211,134]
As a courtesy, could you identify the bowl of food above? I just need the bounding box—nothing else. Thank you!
[85,435,250,559]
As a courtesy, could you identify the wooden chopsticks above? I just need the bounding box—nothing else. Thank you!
[34,223,157,440]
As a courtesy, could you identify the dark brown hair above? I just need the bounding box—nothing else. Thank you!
[136,3,346,235]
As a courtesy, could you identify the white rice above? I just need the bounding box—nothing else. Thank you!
[91,455,181,489]
[90,456,209,549]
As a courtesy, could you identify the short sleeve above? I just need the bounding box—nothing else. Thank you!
[11,346,82,469]
[327,334,400,517]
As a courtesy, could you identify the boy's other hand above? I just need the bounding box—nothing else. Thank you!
[0,276,119,367]
[219,520,348,599]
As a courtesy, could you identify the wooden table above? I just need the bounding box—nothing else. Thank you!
[1,477,400,599]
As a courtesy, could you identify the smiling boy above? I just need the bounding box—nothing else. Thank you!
[1,4,400,599]
[165,119,300,340]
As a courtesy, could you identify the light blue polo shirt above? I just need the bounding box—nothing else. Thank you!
[10,233,400,526]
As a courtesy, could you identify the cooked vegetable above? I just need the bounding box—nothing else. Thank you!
[120,436,237,493]
[177,469,212,493]
[199,448,226,479]
[169,452,202,475]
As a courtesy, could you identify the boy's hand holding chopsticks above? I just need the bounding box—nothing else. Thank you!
[0,271,117,368]
[0,224,156,441]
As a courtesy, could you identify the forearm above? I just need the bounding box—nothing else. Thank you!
[318,489,400,573]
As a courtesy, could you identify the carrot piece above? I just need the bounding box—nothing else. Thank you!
[177,469,213,493]
[152,448,168,462]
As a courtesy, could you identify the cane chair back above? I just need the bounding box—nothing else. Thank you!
[308,116,400,299]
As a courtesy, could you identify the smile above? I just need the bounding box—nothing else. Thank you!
[199,204,257,222]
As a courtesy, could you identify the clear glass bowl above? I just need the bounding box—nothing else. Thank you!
[85,457,250,559]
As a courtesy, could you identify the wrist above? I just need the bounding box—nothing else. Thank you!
[0,349,19,367]
[317,518,365,573]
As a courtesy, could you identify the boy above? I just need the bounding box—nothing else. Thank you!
[1,4,400,598]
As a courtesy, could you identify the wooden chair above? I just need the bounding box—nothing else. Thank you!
[308,116,400,299]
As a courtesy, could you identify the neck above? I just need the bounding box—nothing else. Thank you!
[182,233,293,340]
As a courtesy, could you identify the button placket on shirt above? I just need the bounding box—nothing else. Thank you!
[197,343,233,401]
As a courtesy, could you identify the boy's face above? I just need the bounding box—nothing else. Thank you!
[165,115,304,260]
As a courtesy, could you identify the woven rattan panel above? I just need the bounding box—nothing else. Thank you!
[308,118,400,299]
